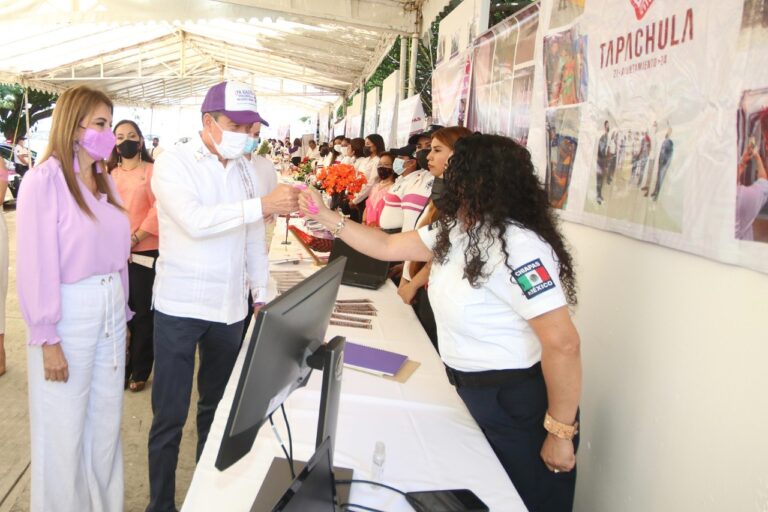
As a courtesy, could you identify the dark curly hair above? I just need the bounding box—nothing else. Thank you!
[432,133,578,306]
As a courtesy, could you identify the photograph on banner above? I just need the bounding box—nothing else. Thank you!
[511,67,535,144]
[467,3,539,141]
[432,51,472,127]
[736,88,768,242]
[740,0,768,47]
[543,26,588,107]
[583,108,684,233]
[436,0,490,65]
[545,106,580,209]
[549,0,586,29]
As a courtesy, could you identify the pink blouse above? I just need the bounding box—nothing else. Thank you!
[16,157,132,345]
[112,163,159,252]
[365,181,393,227]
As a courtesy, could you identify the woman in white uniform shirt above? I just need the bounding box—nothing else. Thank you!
[299,133,581,512]
[339,137,355,165]
[351,134,385,219]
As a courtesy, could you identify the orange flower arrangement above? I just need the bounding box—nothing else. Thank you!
[315,163,367,200]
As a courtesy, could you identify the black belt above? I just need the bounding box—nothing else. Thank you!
[445,362,542,389]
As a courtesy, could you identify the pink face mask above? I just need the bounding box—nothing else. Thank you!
[75,127,116,173]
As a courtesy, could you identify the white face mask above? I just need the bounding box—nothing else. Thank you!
[209,118,248,159]
[393,158,406,175]
[334,143,343,153]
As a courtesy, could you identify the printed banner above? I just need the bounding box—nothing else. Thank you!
[318,107,330,144]
[526,0,763,273]
[364,87,380,138]
[467,3,540,145]
[432,50,472,127]
[436,0,490,65]
[430,0,768,274]
[395,94,427,147]
[732,0,768,272]
[378,71,400,148]
[345,93,363,138]
[333,118,346,140]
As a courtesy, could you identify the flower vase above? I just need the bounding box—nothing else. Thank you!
[329,193,345,211]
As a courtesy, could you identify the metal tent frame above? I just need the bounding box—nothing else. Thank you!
[0,0,434,110]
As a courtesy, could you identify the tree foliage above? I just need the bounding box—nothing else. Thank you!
[0,84,58,142]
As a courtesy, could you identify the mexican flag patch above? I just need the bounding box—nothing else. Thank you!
[513,259,556,299]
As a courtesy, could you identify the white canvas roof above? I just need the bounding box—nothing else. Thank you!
[0,0,426,110]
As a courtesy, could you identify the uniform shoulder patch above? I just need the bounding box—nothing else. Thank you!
[512,258,556,299]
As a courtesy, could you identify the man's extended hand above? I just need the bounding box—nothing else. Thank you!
[262,184,300,216]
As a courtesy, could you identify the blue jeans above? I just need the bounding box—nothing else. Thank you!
[146,311,244,512]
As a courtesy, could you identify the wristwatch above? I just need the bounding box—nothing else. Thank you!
[543,412,579,440]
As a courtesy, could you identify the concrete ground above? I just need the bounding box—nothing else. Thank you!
[0,207,201,512]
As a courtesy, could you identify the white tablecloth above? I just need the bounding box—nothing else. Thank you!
[182,225,526,512]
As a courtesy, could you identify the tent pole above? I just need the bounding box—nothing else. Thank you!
[360,80,366,138]
[24,88,31,143]
[399,36,408,101]
[408,34,418,98]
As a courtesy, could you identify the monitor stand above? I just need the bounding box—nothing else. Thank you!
[251,336,349,512]
[250,457,353,512]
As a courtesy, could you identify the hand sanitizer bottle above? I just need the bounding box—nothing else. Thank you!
[370,441,386,490]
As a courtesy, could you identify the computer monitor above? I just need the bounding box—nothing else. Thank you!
[272,437,337,512]
[215,257,347,471]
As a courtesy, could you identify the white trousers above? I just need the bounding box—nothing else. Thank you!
[0,213,8,334]
[27,272,127,512]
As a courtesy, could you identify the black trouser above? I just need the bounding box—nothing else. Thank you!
[126,249,158,383]
[147,311,244,512]
[413,287,438,352]
[452,364,579,512]
[240,294,254,347]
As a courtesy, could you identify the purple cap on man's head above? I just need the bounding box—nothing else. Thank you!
[201,81,270,127]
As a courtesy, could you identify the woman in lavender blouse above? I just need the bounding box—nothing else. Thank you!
[0,157,8,377]
[16,85,132,512]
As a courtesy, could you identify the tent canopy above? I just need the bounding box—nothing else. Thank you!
[0,0,426,110]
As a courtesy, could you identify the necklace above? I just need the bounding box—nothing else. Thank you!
[121,161,146,180]
[121,160,142,171]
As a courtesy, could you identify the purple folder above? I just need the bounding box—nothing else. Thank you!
[343,342,408,377]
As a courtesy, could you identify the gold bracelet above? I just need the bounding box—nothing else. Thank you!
[543,412,579,440]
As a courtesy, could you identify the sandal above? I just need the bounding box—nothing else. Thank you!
[129,380,146,392]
